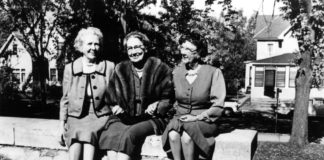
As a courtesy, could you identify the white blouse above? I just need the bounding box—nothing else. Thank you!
[185,65,201,84]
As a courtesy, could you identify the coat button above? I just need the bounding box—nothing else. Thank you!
[92,75,95,79]
[95,97,99,100]
[93,86,97,89]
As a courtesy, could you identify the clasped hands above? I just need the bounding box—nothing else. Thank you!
[111,101,158,116]
[179,114,204,122]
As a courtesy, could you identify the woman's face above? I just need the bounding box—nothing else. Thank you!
[81,34,100,61]
[180,40,199,64]
[126,37,146,63]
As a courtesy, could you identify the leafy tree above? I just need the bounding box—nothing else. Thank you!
[56,0,161,62]
[57,0,255,94]
[0,66,19,105]
[159,0,256,92]
[0,10,13,47]
[280,0,324,146]
[0,0,67,104]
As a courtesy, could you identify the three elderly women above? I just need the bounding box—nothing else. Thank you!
[60,27,226,160]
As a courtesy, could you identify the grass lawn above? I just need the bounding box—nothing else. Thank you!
[253,142,324,160]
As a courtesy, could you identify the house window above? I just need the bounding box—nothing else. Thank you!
[321,72,324,88]
[57,42,64,55]
[50,68,57,81]
[276,67,286,87]
[21,69,25,82]
[13,69,20,81]
[255,67,264,87]
[268,43,274,56]
[289,67,297,87]
[13,44,18,55]
[279,41,282,48]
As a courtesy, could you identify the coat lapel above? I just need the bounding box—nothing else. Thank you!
[141,57,161,100]
[115,57,162,115]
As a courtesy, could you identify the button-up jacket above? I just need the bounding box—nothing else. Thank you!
[173,64,226,122]
[60,57,115,121]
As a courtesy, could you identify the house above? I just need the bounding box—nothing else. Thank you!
[244,15,324,102]
[0,32,62,87]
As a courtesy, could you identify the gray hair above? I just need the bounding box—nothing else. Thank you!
[74,27,103,53]
[123,31,151,52]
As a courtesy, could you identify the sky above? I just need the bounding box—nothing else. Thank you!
[141,0,283,19]
[193,0,283,18]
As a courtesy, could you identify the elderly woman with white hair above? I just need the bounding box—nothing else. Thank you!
[59,27,115,160]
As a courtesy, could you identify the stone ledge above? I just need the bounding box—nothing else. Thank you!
[0,116,291,160]
[0,117,66,150]
[0,116,167,158]
[213,129,258,160]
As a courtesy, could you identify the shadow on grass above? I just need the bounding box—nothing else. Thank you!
[0,98,59,119]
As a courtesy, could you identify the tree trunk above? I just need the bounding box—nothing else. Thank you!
[289,0,314,147]
[32,57,49,106]
[290,51,312,146]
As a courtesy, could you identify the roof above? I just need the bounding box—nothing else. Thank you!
[252,53,295,64]
[0,32,35,57]
[0,32,54,58]
[254,15,291,40]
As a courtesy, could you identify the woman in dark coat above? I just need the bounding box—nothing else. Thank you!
[59,27,115,160]
[162,32,226,160]
[99,31,173,160]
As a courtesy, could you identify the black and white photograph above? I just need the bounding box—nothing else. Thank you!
[0,0,324,160]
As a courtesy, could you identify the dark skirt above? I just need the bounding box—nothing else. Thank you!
[162,115,218,158]
[63,104,109,147]
[99,120,155,157]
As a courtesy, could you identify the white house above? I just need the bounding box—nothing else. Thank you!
[0,32,62,87]
[245,15,324,102]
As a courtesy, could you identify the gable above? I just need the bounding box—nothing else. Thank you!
[254,15,291,40]
[0,32,57,59]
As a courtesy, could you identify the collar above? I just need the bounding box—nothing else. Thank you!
[186,65,201,76]
[72,57,106,75]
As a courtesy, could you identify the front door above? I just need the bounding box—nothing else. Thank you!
[264,70,275,98]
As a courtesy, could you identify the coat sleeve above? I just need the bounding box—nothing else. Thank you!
[156,64,174,116]
[59,64,72,122]
[199,68,226,120]
[105,61,118,106]
[113,71,129,111]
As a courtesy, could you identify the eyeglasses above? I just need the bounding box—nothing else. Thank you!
[181,54,188,58]
[128,52,143,58]
[127,45,144,51]
[179,46,197,53]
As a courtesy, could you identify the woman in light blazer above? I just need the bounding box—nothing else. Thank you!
[59,27,115,160]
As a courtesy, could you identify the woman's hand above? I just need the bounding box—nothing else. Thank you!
[58,120,66,147]
[112,105,124,115]
[145,102,158,115]
[179,114,198,122]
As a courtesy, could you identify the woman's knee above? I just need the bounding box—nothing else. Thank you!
[168,130,180,142]
[181,131,192,144]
